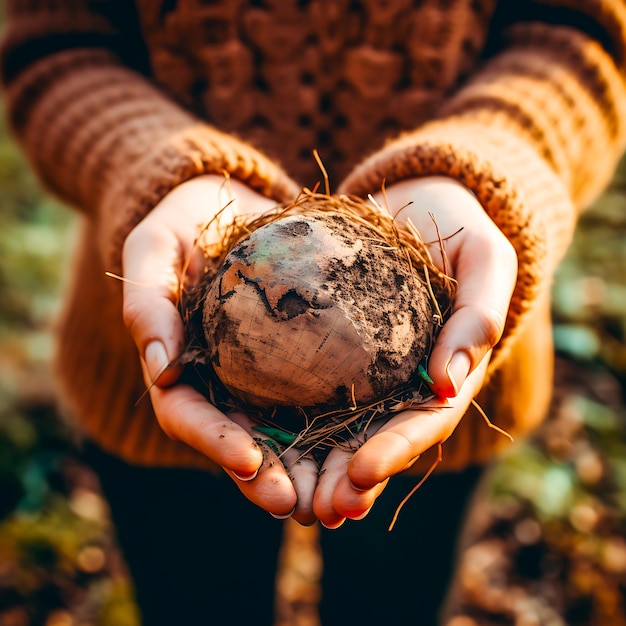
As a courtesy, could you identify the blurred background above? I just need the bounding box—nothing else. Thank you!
[0,43,625,626]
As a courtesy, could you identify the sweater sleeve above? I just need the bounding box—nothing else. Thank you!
[339,0,626,368]
[0,1,300,273]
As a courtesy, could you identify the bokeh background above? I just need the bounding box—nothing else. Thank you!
[0,33,625,626]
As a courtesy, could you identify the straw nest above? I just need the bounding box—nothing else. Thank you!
[177,189,456,464]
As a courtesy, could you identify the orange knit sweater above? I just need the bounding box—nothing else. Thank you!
[2,0,626,471]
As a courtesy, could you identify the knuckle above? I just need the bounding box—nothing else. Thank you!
[154,412,177,440]
[487,231,518,271]
[499,237,518,272]
[390,430,416,458]
[121,298,144,335]
[423,411,455,444]
[481,226,518,271]
[476,307,507,348]
[121,225,145,261]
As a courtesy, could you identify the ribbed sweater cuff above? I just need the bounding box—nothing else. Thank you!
[99,122,301,275]
[339,121,575,368]
[4,48,300,274]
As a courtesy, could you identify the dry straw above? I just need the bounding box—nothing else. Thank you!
[178,183,457,466]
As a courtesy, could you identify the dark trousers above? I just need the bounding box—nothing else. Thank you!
[84,442,483,626]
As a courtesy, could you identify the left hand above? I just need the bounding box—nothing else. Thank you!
[122,175,301,518]
[310,176,518,528]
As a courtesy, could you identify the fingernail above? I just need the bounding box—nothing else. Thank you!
[145,341,169,382]
[446,352,471,395]
[232,468,259,482]
[351,506,373,521]
[320,518,345,530]
[270,506,296,520]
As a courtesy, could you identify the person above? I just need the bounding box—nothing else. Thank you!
[2,1,625,624]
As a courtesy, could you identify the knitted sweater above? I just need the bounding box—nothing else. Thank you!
[2,0,626,471]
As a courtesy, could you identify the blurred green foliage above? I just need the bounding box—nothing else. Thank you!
[0,103,140,625]
[466,159,626,625]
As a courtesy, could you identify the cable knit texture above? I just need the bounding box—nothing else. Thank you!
[2,0,626,470]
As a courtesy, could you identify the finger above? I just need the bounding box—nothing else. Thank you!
[225,441,298,518]
[282,449,319,526]
[151,384,296,515]
[313,447,352,529]
[122,223,185,387]
[331,474,389,521]
[428,235,517,397]
[148,383,264,475]
[313,451,388,526]
[347,353,490,490]
[226,411,298,517]
[313,417,390,526]
[227,414,317,522]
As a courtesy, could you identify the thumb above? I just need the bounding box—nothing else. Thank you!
[121,223,185,388]
[427,236,517,397]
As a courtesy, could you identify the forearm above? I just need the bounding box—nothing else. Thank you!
[1,1,299,274]
[340,2,626,366]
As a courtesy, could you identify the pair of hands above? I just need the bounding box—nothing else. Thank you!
[122,174,517,528]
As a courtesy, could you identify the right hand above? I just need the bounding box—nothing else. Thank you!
[121,175,300,518]
[312,176,518,528]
